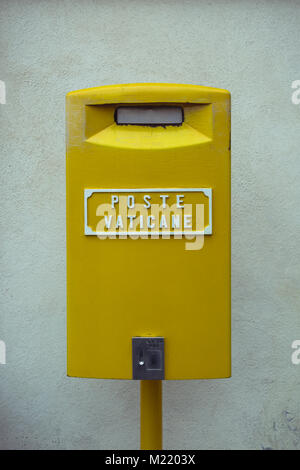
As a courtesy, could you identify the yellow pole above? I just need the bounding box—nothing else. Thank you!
[140,380,162,450]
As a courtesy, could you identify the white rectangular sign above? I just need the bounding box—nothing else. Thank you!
[84,188,212,236]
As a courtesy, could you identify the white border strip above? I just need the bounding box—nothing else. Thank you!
[84,188,212,236]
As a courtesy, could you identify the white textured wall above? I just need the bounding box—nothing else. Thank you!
[1,0,300,450]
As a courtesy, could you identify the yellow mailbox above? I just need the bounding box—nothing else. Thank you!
[66,83,231,382]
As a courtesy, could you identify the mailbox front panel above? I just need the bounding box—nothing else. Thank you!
[66,84,231,379]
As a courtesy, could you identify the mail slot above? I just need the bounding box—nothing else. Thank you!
[66,83,231,379]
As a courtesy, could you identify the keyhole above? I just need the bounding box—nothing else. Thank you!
[138,349,144,366]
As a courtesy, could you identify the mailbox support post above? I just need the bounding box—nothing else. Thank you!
[140,380,162,450]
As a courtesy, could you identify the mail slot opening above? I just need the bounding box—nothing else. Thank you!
[115,106,184,126]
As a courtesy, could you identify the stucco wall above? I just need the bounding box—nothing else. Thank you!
[1,0,300,449]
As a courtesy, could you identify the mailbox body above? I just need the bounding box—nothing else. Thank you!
[66,83,231,379]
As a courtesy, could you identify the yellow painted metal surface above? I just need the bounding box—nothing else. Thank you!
[66,83,231,380]
[140,380,162,450]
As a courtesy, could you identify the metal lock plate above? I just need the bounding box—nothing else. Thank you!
[132,337,164,380]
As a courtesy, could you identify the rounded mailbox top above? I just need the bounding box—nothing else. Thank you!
[66,83,230,104]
